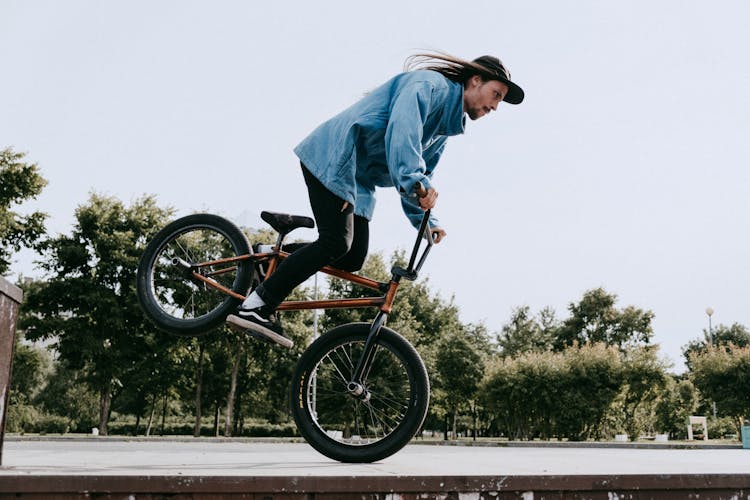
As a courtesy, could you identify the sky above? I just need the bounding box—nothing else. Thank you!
[2,1,749,372]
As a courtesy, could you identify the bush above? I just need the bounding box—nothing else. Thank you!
[481,343,624,441]
[104,420,298,437]
[31,413,71,434]
[5,403,70,434]
[708,416,739,440]
[691,345,750,429]
[239,421,297,437]
[5,403,40,433]
[654,377,698,440]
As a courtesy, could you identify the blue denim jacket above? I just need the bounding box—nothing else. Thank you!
[294,70,466,229]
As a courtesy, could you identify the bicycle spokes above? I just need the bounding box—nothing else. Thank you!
[308,339,411,445]
[150,227,243,319]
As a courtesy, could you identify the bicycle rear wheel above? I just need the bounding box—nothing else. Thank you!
[136,213,253,336]
[290,322,429,463]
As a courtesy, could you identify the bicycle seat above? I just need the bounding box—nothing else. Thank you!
[261,211,315,235]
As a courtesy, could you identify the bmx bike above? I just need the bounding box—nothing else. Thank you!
[136,204,436,463]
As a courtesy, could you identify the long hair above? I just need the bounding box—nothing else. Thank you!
[404,51,512,86]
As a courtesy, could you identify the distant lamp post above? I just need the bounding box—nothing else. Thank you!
[705,306,717,420]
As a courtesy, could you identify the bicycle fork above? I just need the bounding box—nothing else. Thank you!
[344,207,434,402]
[346,311,388,401]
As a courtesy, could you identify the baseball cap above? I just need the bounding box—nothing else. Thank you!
[473,55,524,105]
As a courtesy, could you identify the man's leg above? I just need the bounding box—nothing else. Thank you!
[332,215,369,272]
[228,165,355,346]
[255,165,355,308]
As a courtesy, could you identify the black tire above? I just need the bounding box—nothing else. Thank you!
[136,213,253,336]
[290,322,429,463]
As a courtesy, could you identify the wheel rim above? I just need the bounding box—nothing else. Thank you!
[147,225,244,322]
[306,339,413,446]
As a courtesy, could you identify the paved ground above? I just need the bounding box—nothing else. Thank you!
[2,439,750,476]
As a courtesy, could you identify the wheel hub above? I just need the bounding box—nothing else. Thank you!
[347,381,371,402]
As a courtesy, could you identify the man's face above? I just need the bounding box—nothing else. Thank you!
[463,76,510,120]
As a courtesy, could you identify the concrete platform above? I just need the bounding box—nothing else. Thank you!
[1,439,750,498]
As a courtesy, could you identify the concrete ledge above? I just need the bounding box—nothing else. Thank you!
[1,474,749,498]
[5,434,743,449]
[3,440,749,498]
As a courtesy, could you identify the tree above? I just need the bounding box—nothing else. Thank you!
[435,331,484,439]
[690,345,750,433]
[10,333,52,403]
[554,288,654,350]
[654,376,698,439]
[682,323,750,369]
[114,329,191,436]
[616,345,669,440]
[33,359,100,432]
[481,343,624,441]
[6,332,54,432]
[498,305,557,357]
[21,194,173,435]
[554,344,625,440]
[0,147,47,275]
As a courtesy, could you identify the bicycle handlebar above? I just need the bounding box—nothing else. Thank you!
[398,182,435,279]
[413,181,436,245]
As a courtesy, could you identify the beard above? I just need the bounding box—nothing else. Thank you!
[466,107,487,120]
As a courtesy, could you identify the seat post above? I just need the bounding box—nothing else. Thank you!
[274,232,288,250]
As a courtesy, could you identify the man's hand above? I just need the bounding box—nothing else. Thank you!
[430,227,446,244]
[418,187,438,210]
[414,183,443,242]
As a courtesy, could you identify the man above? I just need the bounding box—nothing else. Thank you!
[227,52,524,347]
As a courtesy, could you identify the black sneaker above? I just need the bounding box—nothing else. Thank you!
[226,306,293,349]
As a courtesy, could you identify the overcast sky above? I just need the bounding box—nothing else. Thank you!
[2,1,749,372]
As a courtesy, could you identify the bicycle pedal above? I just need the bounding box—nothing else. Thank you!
[227,317,272,344]
[226,314,293,349]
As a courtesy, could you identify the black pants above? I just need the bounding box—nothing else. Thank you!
[255,165,369,309]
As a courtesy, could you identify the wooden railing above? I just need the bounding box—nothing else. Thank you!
[0,277,23,465]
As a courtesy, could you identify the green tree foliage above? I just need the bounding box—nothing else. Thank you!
[554,288,654,350]
[654,376,698,439]
[690,345,750,432]
[497,305,557,357]
[11,197,689,442]
[0,147,48,275]
[10,334,52,403]
[33,359,99,432]
[435,331,484,439]
[555,344,625,440]
[614,346,669,440]
[481,343,624,440]
[114,331,192,436]
[5,334,53,433]
[682,323,750,369]
[20,194,173,435]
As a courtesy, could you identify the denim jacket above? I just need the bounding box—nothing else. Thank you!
[294,70,466,229]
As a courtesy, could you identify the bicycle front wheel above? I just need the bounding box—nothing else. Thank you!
[136,213,253,336]
[290,322,430,463]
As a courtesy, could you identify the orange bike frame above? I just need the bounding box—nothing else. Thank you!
[190,250,400,314]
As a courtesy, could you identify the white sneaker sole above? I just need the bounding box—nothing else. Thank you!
[226,314,293,349]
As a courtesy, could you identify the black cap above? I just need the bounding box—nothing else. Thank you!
[473,55,524,105]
